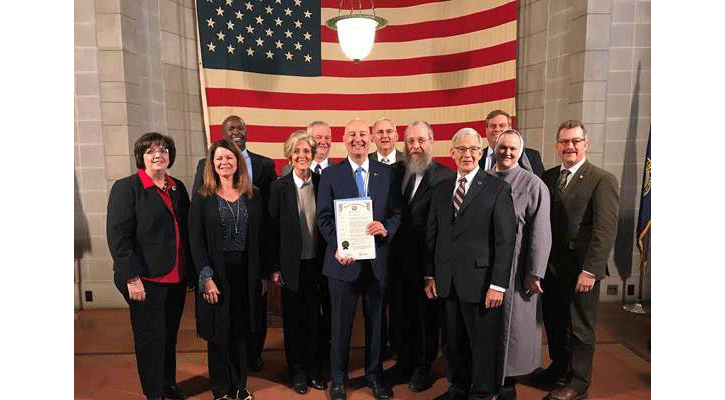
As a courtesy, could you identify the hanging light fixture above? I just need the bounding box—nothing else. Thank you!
[325,0,388,63]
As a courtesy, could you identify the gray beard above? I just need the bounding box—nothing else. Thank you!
[405,151,432,175]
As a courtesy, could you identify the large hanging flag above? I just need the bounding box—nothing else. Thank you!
[195,0,518,172]
[636,132,651,258]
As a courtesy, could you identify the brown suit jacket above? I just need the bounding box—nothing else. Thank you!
[542,160,619,280]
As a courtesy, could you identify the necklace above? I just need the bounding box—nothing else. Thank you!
[223,196,240,237]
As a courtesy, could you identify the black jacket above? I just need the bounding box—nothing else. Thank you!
[106,173,191,283]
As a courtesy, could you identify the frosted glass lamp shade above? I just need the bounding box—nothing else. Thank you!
[335,17,377,62]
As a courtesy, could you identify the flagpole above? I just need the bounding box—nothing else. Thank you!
[623,245,648,314]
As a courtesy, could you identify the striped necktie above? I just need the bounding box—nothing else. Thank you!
[556,169,571,195]
[453,177,467,218]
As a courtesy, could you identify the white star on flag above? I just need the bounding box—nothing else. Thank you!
[255,38,264,46]
[225,0,233,6]
[265,6,273,14]
[285,51,293,60]
[255,15,263,25]
[206,18,215,27]
[216,31,225,41]
[275,40,283,49]
[304,54,312,62]
[216,7,224,16]
[227,45,235,53]
[246,47,254,56]
[236,34,244,43]
[294,0,302,6]
[294,42,302,50]
[284,8,292,16]
[235,10,243,19]
[226,20,234,30]
[266,50,274,59]
[284,30,292,38]
[245,1,253,11]
[294,20,302,28]
[274,17,282,26]
[303,32,311,40]
[246,25,254,33]
[303,10,311,18]
[207,42,216,52]
[265,28,273,37]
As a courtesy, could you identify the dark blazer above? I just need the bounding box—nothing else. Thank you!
[426,168,517,303]
[316,158,402,282]
[268,172,325,292]
[192,151,277,201]
[480,147,545,177]
[282,159,337,176]
[369,150,404,164]
[188,189,265,343]
[541,160,619,280]
[107,173,191,283]
[391,161,455,281]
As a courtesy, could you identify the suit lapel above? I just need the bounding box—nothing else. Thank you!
[409,165,433,204]
[248,152,261,184]
[562,160,591,196]
[341,159,361,198]
[457,169,488,217]
[367,160,381,202]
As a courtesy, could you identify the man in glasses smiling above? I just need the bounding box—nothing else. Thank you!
[425,127,516,400]
[534,120,619,400]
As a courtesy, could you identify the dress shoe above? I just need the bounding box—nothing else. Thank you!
[292,380,308,394]
[497,377,517,400]
[408,367,431,392]
[248,358,264,372]
[307,377,327,390]
[330,382,346,400]
[387,363,413,384]
[543,386,588,400]
[163,384,189,399]
[528,367,569,388]
[237,387,253,400]
[366,377,391,400]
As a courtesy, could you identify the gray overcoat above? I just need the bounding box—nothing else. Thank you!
[488,166,551,379]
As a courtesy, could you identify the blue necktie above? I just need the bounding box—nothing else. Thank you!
[354,166,366,197]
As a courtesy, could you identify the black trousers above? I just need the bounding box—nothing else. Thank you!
[327,262,386,384]
[115,276,186,398]
[542,267,601,393]
[248,290,267,366]
[207,251,251,398]
[442,285,502,399]
[281,259,326,381]
[390,275,441,370]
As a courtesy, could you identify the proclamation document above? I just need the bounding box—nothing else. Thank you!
[334,198,376,260]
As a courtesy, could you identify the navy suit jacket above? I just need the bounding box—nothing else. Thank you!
[316,158,402,282]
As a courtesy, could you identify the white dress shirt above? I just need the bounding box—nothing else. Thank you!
[376,148,397,164]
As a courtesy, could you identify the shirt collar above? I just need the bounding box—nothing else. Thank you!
[291,169,313,188]
[137,169,175,191]
[456,166,480,183]
[348,156,370,173]
[562,157,587,175]
[377,148,396,163]
[241,149,250,159]
[311,158,328,170]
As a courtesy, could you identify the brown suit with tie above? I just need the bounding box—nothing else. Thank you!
[541,160,619,393]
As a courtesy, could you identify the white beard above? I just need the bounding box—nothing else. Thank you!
[404,149,432,175]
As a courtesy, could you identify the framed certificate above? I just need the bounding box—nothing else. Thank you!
[334,198,376,260]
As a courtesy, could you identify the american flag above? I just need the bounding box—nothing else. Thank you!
[196,0,518,173]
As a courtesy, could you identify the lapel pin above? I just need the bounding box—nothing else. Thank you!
[579,175,584,179]
[477,180,482,185]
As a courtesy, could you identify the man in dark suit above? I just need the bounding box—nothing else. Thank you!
[191,115,277,372]
[478,110,545,177]
[534,120,619,400]
[282,120,337,175]
[425,128,517,400]
[369,117,404,165]
[317,118,402,400]
[388,121,455,391]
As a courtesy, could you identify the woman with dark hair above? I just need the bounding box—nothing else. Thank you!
[188,139,265,400]
[268,131,328,394]
[106,132,190,400]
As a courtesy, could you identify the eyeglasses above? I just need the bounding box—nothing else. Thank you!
[454,146,482,154]
[557,138,586,146]
[144,147,169,156]
[406,138,429,146]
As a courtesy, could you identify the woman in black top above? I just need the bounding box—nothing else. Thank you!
[268,131,328,394]
[188,139,265,400]
[106,132,190,400]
